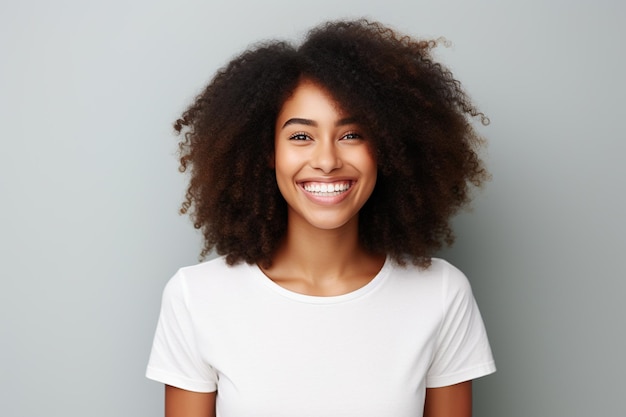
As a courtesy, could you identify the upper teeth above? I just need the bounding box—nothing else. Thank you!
[304,182,350,194]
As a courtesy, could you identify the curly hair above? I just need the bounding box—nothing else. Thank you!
[174,19,489,268]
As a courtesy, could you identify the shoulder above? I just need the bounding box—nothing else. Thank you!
[388,258,475,307]
[390,258,470,288]
[163,256,255,305]
[431,258,473,292]
[376,258,471,309]
[175,256,252,284]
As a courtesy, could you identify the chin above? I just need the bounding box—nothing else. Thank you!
[293,211,358,232]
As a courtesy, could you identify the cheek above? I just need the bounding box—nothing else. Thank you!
[353,148,378,176]
[273,148,288,176]
[273,147,297,190]
[274,142,305,173]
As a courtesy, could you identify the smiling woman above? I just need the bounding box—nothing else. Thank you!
[273,78,378,233]
[147,19,495,417]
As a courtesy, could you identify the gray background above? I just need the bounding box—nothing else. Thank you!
[1,0,624,416]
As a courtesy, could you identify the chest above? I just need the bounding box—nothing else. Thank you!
[191,292,442,417]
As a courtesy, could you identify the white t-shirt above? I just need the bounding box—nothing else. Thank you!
[147,256,495,417]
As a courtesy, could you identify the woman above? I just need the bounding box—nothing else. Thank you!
[147,19,495,417]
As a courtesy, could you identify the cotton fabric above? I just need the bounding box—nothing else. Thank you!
[147,256,495,417]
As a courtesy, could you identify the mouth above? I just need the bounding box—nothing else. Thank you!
[300,181,353,196]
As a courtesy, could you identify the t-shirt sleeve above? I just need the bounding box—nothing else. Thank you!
[146,271,218,392]
[425,263,496,388]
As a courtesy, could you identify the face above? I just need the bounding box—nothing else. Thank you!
[274,79,377,232]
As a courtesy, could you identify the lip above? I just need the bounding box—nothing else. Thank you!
[297,179,355,205]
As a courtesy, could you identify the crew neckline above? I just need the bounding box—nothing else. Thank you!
[249,257,392,304]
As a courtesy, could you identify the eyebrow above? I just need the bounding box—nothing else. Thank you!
[281,117,358,129]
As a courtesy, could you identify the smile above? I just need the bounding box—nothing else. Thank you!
[301,181,353,196]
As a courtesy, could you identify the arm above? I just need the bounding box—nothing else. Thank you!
[423,380,472,417]
[165,385,216,417]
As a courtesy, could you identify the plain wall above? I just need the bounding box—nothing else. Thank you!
[1,0,624,416]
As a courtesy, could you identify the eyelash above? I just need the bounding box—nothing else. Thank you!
[288,131,363,141]
[342,131,362,140]
[289,132,311,141]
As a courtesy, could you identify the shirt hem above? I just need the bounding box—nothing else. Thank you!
[426,361,496,388]
[146,366,217,393]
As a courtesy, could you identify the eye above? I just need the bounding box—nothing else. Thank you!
[289,132,311,141]
[341,131,363,140]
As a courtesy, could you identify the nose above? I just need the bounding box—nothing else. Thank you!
[311,140,342,173]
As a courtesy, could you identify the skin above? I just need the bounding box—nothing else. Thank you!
[164,79,474,416]
[165,386,215,417]
[424,381,473,417]
[266,78,383,296]
[164,382,472,417]
[273,79,378,237]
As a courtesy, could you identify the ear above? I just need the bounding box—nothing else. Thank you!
[267,151,275,169]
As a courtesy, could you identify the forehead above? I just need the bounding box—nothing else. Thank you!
[276,79,348,125]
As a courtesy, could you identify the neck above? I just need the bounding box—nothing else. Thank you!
[283,218,362,276]
[262,214,385,296]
